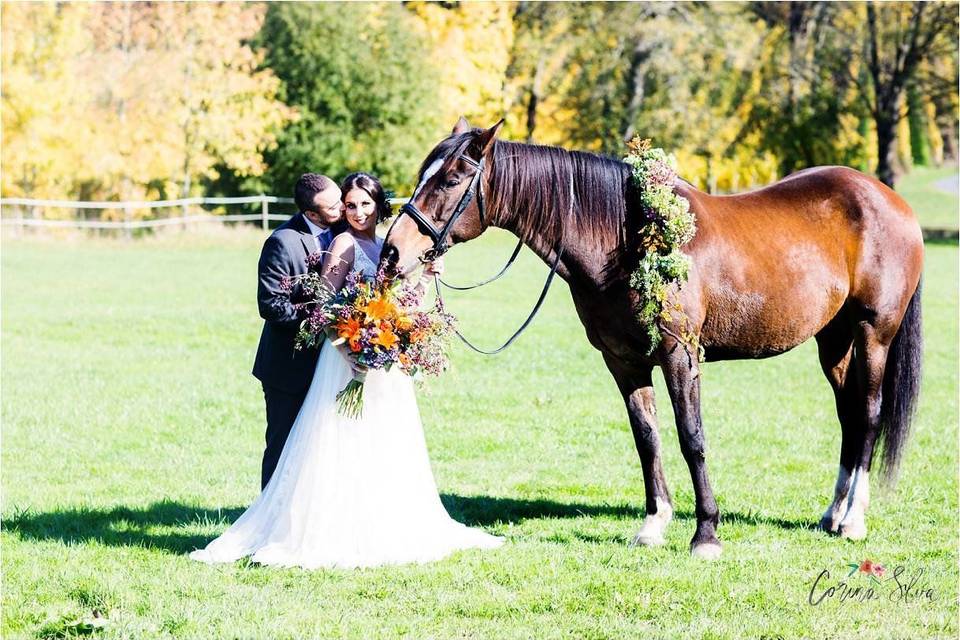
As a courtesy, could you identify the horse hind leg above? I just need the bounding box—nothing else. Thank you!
[836,321,892,541]
[815,319,863,534]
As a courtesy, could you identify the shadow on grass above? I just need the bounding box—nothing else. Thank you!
[3,495,816,555]
[2,500,245,555]
[440,494,817,532]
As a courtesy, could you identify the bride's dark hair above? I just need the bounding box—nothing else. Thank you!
[340,172,393,223]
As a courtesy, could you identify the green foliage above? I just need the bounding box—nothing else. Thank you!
[908,84,932,167]
[624,140,699,355]
[252,3,442,195]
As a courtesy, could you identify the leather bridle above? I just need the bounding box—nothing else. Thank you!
[398,154,486,261]
[394,150,565,355]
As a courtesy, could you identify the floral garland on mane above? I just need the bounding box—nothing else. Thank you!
[623,137,702,362]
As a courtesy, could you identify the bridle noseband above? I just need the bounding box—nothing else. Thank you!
[398,154,486,261]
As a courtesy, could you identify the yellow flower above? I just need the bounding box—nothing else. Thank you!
[372,326,398,350]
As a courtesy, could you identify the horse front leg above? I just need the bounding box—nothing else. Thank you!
[604,356,673,546]
[660,340,722,559]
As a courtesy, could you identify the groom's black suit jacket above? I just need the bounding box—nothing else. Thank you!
[252,212,325,393]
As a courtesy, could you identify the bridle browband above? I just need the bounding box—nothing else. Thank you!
[395,149,565,355]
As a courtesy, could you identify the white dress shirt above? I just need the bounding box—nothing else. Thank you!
[302,215,330,252]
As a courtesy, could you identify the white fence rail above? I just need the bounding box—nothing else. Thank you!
[0,195,410,233]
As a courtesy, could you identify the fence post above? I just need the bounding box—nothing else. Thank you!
[261,195,269,231]
[181,198,189,232]
[124,204,133,240]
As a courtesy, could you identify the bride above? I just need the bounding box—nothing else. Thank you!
[189,172,503,569]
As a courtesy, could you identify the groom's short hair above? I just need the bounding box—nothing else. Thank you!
[294,173,336,212]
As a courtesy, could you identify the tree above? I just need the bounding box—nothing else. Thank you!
[82,3,291,202]
[747,2,868,176]
[545,3,777,191]
[2,3,291,205]
[406,1,514,131]
[834,2,958,186]
[251,3,442,196]
[1,3,92,200]
[505,2,579,143]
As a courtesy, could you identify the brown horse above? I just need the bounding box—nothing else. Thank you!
[380,118,924,558]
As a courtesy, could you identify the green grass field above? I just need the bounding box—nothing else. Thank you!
[2,226,957,639]
[897,165,959,230]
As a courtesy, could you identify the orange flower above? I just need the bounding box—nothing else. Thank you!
[362,295,397,321]
[336,317,362,342]
[372,326,398,350]
[399,353,412,367]
[858,559,874,575]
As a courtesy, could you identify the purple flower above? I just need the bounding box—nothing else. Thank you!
[306,251,324,271]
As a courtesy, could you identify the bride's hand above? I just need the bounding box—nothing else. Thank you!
[421,256,444,280]
[335,343,367,376]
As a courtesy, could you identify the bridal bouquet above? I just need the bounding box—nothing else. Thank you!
[286,257,456,418]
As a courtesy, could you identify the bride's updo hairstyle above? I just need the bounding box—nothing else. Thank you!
[340,172,393,223]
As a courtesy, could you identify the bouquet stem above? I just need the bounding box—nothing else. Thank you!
[336,373,366,418]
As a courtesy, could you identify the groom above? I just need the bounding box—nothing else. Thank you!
[252,173,344,489]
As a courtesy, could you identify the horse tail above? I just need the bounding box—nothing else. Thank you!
[877,277,923,484]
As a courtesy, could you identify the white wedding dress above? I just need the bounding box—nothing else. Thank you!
[190,235,503,569]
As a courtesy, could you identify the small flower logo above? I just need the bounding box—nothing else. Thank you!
[847,558,887,582]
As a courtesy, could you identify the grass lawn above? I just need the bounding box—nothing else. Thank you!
[2,227,957,639]
[896,164,959,230]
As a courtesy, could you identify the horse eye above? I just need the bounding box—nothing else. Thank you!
[444,179,461,189]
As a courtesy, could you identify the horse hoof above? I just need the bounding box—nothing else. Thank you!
[690,542,722,560]
[630,531,666,547]
[819,515,840,534]
[838,521,867,541]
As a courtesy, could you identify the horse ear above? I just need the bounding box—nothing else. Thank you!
[476,119,504,155]
[452,116,471,135]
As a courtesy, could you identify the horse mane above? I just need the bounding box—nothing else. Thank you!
[489,140,630,249]
[416,133,631,249]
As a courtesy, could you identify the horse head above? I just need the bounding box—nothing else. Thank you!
[380,117,503,279]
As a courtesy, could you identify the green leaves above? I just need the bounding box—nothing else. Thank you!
[625,140,698,357]
[255,3,442,195]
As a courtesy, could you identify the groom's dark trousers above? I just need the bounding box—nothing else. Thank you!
[252,212,332,489]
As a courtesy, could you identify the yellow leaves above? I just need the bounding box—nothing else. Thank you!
[626,137,652,155]
[408,1,514,128]
[1,2,292,201]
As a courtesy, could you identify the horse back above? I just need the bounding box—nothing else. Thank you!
[675,166,923,358]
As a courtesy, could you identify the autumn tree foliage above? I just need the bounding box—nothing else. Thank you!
[2,1,957,203]
[2,2,291,202]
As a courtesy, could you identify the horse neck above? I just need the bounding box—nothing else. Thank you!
[486,140,627,287]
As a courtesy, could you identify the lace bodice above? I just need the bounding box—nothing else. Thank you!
[351,235,381,280]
